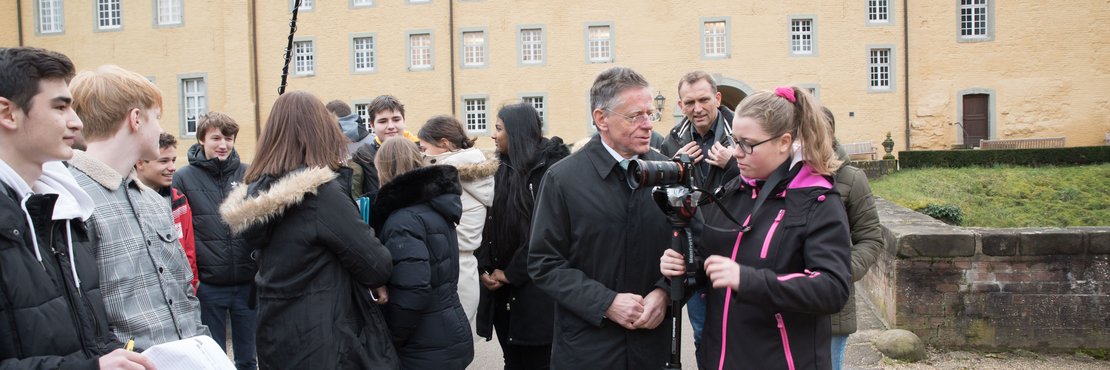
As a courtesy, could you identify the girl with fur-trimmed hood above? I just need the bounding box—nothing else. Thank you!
[220,91,397,370]
[371,137,474,370]
[417,115,497,333]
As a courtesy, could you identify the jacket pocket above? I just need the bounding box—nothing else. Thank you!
[156,226,179,244]
[760,209,786,259]
[775,313,796,370]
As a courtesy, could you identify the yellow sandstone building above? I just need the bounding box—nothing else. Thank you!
[5,0,1108,162]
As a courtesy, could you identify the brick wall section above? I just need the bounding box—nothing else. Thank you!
[860,198,1110,351]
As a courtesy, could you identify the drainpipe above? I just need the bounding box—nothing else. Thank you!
[17,0,25,46]
[250,0,262,139]
[449,0,456,115]
[902,0,911,150]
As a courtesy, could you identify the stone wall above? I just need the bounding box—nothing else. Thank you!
[859,198,1109,351]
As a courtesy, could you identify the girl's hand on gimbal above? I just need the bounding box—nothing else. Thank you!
[659,249,686,278]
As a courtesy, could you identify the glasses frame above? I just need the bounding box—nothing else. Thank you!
[732,134,784,154]
[603,108,660,124]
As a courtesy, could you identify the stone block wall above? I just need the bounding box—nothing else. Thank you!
[859,199,1109,351]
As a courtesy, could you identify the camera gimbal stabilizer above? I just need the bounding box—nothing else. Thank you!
[626,154,700,370]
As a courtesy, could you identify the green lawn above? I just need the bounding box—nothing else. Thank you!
[869,164,1110,228]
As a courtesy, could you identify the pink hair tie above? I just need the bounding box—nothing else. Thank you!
[774,86,796,103]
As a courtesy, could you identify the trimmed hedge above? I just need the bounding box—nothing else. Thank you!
[899,146,1110,168]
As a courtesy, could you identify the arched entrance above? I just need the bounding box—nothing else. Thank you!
[718,85,747,111]
[713,75,754,111]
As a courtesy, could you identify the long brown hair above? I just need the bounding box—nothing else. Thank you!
[733,87,841,175]
[245,91,348,183]
[374,136,424,185]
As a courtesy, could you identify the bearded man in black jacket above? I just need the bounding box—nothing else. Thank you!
[527,67,672,369]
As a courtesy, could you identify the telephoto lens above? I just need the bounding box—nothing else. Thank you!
[626,159,687,189]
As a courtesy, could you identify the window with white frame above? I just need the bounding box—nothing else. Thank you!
[522,96,545,123]
[409,33,432,69]
[96,0,121,30]
[353,36,375,72]
[462,31,485,67]
[790,19,813,55]
[180,77,207,136]
[38,0,63,34]
[294,40,315,75]
[587,25,612,63]
[156,0,182,26]
[959,0,989,39]
[353,0,373,6]
[869,48,891,90]
[464,98,488,132]
[868,0,890,23]
[520,28,543,64]
[703,21,727,57]
[354,103,370,131]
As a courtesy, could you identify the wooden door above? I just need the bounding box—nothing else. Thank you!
[963,94,989,147]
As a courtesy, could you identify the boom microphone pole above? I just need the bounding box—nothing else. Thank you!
[277,0,302,95]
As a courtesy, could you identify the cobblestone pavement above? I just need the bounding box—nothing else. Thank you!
[469,284,1110,370]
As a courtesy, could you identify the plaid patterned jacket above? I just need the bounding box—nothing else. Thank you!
[68,151,208,349]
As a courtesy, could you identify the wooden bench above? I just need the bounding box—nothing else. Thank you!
[979,137,1065,150]
[841,141,877,160]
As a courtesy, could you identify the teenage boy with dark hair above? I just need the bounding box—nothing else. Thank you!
[136,132,199,292]
[171,111,255,370]
[0,47,153,369]
[350,95,419,195]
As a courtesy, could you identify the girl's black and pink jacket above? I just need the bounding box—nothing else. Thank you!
[694,162,851,370]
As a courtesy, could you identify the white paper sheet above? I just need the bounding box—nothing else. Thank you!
[142,335,235,370]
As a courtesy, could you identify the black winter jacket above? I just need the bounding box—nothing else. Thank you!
[351,142,380,196]
[695,163,851,370]
[0,184,122,370]
[172,144,255,286]
[371,166,474,370]
[659,105,740,193]
[220,167,398,370]
[475,137,570,344]
[527,135,673,369]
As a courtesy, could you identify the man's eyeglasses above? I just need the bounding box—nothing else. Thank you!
[604,109,660,124]
[732,134,784,154]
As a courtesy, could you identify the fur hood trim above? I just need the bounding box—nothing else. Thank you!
[220,167,337,235]
[456,155,499,182]
[370,165,461,230]
[424,148,499,182]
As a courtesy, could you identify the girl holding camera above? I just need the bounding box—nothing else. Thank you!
[660,87,851,370]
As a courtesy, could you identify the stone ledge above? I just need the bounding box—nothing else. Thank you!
[887,223,977,258]
[973,228,1019,256]
[1069,227,1110,254]
[1015,228,1086,255]
[877,199,1110,257]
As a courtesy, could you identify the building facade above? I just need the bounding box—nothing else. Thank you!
[7,0,1108,163]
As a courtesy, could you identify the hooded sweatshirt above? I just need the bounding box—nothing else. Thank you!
[0,159,120,369]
